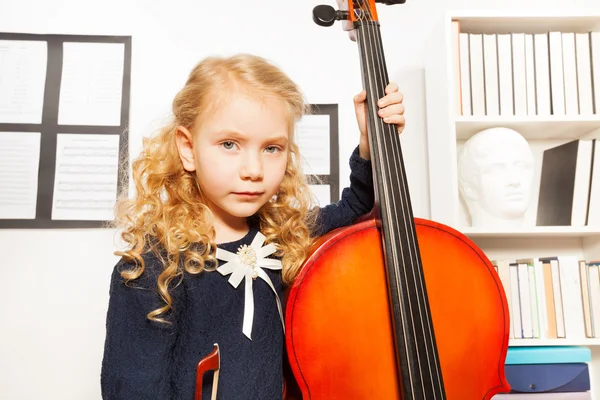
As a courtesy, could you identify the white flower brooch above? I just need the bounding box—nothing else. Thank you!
[215,231,284,340]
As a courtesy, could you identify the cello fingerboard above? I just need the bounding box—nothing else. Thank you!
[353,4,447,399]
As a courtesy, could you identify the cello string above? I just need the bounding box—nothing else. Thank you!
[369,5,445,397]
[369,11,442,396]
[361,4,443,397]
[356,3,417,395]
[371,14,444,397]
[361,2,425,397]
[361,4,425,397]
[366,8,429,398]
[364,1,444,397]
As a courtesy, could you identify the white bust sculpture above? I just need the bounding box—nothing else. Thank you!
[457,127,535,228]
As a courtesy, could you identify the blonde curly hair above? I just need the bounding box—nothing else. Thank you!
[110,54,319,323]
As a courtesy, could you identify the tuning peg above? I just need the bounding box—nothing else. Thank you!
[312,5,349,27]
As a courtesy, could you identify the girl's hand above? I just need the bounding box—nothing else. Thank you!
[354,82,405,160]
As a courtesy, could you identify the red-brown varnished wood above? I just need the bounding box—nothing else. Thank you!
[347,0,380,23]
[195,344,220,400]
[284,217,511,399]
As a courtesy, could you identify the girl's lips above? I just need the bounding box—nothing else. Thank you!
[233,192,263,198]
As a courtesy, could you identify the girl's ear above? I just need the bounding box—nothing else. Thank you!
[176,126,196,172]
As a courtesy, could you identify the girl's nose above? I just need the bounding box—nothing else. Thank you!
[240,153,264,180]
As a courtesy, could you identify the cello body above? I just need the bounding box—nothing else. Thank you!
[284,1,511,398]
[284,217,511,399]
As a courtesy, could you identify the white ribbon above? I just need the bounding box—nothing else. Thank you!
[215,231,284,340]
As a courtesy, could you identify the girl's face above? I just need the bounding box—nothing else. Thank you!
[179,91,290,231]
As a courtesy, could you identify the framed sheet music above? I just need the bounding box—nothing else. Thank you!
[296,103,340,206]
[0,33,131,229]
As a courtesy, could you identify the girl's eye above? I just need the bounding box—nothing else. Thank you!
[221,141,236,150]
[265,146,280,153]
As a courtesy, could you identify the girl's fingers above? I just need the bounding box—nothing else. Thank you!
[378,103,405,118]
[385,82,399,94]
[378,91,403,108]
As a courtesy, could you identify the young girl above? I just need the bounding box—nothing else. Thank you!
[101,53,405,400]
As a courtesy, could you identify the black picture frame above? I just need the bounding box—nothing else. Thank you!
[305,103,340,204]
[0,33,132,229]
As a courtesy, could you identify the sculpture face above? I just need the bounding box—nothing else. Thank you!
[458,128,535,227]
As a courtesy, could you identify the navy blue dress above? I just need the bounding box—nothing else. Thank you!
[100,146,374,399]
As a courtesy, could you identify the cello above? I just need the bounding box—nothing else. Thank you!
[283,1,511,399]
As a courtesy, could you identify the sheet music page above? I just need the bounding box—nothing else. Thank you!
[295,115,330,175]
[0,132,41,219]
[0,40,47,123]
[309,184,331,206]
[58,42,124,126]
[51,134,120,221]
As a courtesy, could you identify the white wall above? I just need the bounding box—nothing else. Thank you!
[1,0,599,398]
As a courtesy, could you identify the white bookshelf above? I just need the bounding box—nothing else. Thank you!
[510,338,600,347]
[424,10,600,399]
[463,226,600,238]
[456,115,600,140]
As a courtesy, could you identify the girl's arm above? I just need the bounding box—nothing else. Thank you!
[311,145,374,237]
[100,254,183,399]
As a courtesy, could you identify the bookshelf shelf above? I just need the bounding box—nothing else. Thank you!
[462,226,600,238]
[510,338,600,347]
[455,12,600,34]
[424,11,600,400]
[456,115,600,140]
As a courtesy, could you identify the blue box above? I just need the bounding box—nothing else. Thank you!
[506,346,591,364]
[506,363,590,393]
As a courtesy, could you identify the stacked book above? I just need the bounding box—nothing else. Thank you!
[536,138,599,228]
[492,257,600,340]
[450,21,600,117]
